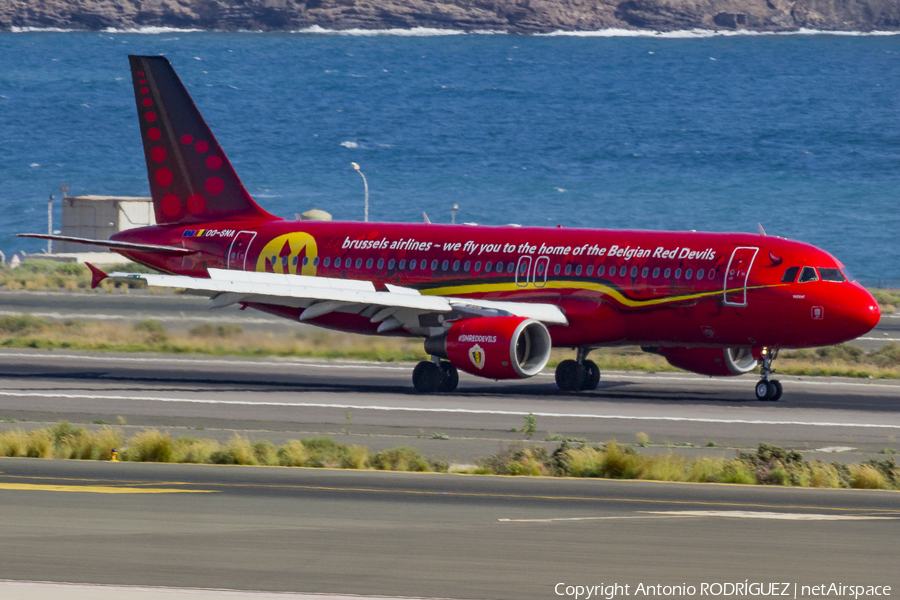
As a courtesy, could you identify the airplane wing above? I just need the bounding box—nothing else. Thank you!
[17,234,195,254]
[108,268,568,336]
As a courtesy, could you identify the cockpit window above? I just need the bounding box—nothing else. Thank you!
[798,266,819,283]
[842,268,856,282]
[819,268,845,282]
[781,266,800,283]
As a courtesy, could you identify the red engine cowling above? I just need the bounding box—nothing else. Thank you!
[659,347,758,377]
[425,316,552,380]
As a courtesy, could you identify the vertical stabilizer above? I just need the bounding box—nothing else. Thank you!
[128,55,278,226]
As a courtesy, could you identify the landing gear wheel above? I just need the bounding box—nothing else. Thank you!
[755,380,770,401]
[770,380,783,401]
[582,360,601,391]
[439,362,459,393]
[413,361,442,394]
[555,360,585,392]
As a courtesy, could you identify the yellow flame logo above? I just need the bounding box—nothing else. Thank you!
[255,232,318,276]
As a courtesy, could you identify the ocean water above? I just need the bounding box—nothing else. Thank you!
[1,30,898,281]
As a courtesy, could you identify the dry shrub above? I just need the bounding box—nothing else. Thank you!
[211,435,258,465]
[0,429,30,457]
[277,440,309,466]
[123,430,174,462]
[851,465,888,489]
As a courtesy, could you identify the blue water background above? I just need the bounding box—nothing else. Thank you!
[1,32,898,281]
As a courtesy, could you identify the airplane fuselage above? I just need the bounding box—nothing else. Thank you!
[113,219,880,351]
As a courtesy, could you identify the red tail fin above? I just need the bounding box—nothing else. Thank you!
[128,55,278,226]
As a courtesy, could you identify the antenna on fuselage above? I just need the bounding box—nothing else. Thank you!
[423,212,432,224]
[758,223,767,236]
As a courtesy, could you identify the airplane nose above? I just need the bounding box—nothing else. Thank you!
[854,287,881,336]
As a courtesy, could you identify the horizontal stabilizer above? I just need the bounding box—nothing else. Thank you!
[17,234,195,254]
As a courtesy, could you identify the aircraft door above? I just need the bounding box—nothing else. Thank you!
[227,231,257,271]
[515,256,532,287]
[533,256,549,288]
[724,246,759,307]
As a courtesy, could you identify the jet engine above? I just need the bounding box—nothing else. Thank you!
[658,347,758,377]
[425,316,552,380]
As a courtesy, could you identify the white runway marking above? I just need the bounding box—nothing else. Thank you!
[641,511,898,521]
[2,351,900,389]
[0,390,898,429]
[0,580,443,600]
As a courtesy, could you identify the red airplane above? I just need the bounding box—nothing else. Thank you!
[21,56,881,401]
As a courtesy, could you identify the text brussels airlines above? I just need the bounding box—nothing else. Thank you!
[554,582,892,599]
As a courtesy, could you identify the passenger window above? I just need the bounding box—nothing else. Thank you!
[697,269,704,280]
[485,262,493,273]
[452,260,460,271]
[575,265,582,276]
[474,261,480,271]
[431,260,438,270]
[630,267,637,278]
[619,266,627,277]
[597,266,605,276]
[798,266,819,283]
[675,268,681,278]
[399,259,406,269]
[819,268,845,282]
[586,265,594,276]
[641,267,649,278]
[377,258,384,269]
[442,260,449,271]
[323,257,331,267]
[781,266,799,283]
[565,264,572,275]
[366,258,374,269]
[334,257,342,268]
[507,261,516,273]
[685,268,693,279]
[664,268,671,278]
[652,267,660,278]
[313,257,319,267]
[464,261,471,272]
[355,258,363,269]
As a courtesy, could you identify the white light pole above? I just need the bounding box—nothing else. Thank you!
[351,162,369,222]
[47,194,54,254]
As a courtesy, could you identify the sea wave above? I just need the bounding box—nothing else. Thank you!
[540,27,900,38]
[291,25,505,36]
[103,26,203,34]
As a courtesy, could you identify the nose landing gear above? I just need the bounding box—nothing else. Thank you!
[555,347,600,392]
[754,348,782,401]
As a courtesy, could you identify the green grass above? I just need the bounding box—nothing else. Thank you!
[0,424,897,490]
[0,259,157,292]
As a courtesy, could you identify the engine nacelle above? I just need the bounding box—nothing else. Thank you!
[658,347,758,377]
[425,316,552,380]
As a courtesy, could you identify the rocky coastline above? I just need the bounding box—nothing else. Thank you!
[1,0,899,34]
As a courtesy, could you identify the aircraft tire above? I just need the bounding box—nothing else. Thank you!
[770,380,783,401]
[555,360,584,392]
[439,362,459,393]
[413,361,442,394]
[755,380,769,401]
[582,360,600,391]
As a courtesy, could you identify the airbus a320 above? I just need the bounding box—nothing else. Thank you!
[21,56,881,401]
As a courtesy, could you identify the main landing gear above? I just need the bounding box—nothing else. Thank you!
[555,347,600,392]
[755,348,782,401]
[412,357,459,393]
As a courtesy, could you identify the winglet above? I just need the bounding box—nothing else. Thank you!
[85,262,109,289]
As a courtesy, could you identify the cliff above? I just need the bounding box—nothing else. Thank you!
[2,0,899,33]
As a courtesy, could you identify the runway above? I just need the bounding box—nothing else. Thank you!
[0,350,898,462]
[0,459,897,599]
